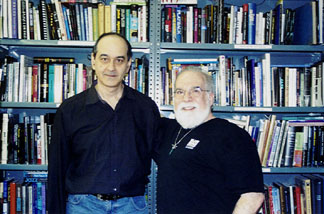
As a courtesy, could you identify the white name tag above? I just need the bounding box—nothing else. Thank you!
[185,139,200,149]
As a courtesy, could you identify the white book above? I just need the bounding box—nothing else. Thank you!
[54,64,63,103]
[25,0,29,39]
[32,7,38,40]
[68,64,76,98]
[1,113,9,164]
[219,55,227,106]
[35,9,41,40]
[273,120,288,167]
[7,63,14,102]
[18,55,33,102]
[288,68,297,107]
[77,63,84,94]
[289,185,295,214]
[262,53,271,106]
[260,16,265,45]
[8,0,12,38]
[88,6,93,41]
[0,0,3,38]
[28,185,33,213]
[17,0,21,39]
[111,3,116,32]
[142,5,147,42]
[319,0,323,44]
[22,185,26,214]
[229,5,235,44]
[235,7,243,44]
[186,6,193,43]
[138,6,142,42]
[54,0,67,40]
[254,64,261,106]
[267,120,281,167]
[27,66,32,102]
[13,62,20,102]
[3,0,8,38]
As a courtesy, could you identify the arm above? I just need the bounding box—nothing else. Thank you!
[48,108,70,214]
[232,192,265,214]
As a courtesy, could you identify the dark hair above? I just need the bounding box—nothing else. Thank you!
[92,32,133,61]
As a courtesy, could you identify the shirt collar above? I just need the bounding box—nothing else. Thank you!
[85,82,136,105]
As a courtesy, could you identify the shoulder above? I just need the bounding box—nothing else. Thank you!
[57,89,90,114]
[125,86,159,111]
[202,118,253,144]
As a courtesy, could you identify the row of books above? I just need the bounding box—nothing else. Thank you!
[0,55,92,103]
[262,175,324,214]
[0,171,47,214]
[0,113,55,165]
[161,0,323,45]
[159,55,324,107]
[0,55,149,103]
[251,115,324,168]
[0,0,148,42]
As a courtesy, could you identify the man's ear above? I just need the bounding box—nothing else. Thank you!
[126,57,132,74]
[209,92,215,107]
[91,53,96,70]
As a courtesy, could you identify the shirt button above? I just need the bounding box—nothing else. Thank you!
[113,188,117,191]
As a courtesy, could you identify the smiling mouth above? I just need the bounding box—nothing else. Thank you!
[182,106,196,111]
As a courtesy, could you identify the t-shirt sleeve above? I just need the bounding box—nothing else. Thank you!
[223,125,264,195]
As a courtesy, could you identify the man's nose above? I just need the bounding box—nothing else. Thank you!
[183,90,193,101]
[105,60,115,70]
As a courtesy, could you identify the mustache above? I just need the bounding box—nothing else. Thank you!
[176,102,199,111]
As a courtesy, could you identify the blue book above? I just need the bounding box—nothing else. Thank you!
[247,59,256,106]
[293,2,316,45]
[62,6,71,40]
[303,174,323,214]
[79,4,85,41]
[247,3,256,44]
[274,3,282,45]
[176,6,182,43]
[11,0,18,39]
[75,4,82,40]
[48,65,55,102]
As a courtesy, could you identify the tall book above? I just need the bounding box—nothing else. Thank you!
[293,1,317,45]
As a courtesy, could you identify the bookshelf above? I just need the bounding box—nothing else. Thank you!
[1,0,324,213]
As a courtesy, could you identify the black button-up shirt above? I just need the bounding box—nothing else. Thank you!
[48,84,160,214]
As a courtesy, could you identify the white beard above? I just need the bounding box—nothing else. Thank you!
[174,101,211,129]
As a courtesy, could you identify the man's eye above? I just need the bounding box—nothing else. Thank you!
[115,59,124,64]
[192,88,201,94]
[176,90,184,95]
[100,58,109,63]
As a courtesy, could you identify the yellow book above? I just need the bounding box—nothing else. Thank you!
[262,115,277,167]
[104,5,111,33]
[98,3,105,37]
[92,8,99,41]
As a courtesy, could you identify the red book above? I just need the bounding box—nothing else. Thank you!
[32,65,39,102]
[10,181,17,214]
[294,185,302,214]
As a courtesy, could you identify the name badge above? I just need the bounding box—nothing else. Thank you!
[185,139,200,149]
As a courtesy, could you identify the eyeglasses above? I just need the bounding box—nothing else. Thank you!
[174,86,210,99]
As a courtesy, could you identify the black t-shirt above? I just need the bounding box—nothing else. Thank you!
[155,118,264,214]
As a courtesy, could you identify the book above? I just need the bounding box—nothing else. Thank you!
[295,176,312,214]
[293,1,317,45]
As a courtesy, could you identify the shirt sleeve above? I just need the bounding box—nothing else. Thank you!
[223,126,264,195]
[48,107,70,214]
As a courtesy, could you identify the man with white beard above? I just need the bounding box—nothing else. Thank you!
[154,67,265,214]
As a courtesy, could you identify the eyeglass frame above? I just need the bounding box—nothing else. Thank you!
[174,86,210,99]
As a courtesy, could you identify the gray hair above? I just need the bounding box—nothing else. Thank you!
[176,66,214,93]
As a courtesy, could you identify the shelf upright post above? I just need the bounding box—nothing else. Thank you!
[147,1,161,214]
